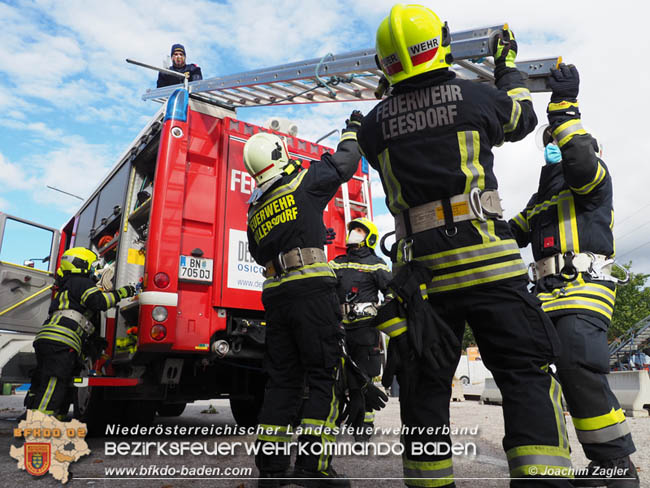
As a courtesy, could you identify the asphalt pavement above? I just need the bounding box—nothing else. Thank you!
[0,389,647,487]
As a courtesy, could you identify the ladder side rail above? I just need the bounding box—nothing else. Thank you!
[341,183,352,228]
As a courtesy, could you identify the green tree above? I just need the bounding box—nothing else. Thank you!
[610,262,650,340]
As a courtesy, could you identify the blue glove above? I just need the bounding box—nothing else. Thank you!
[544,143,562,164]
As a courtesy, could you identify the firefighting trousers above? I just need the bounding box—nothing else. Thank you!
[256,289,342,473]
[345,325,382,429]
[553,313,635,461]
[25,339,79,417]
[398,277,572,487]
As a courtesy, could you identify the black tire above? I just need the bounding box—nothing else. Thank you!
[460,376,470,386]
[229,370,266,427]
[157,402,187,417]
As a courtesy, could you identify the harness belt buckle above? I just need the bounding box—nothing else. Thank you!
[469,187,486,222]
[559,251,578,281]
[527,262,537,283]
[401,238,414,263]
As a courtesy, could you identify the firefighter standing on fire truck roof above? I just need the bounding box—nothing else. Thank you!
[243,112,362,487]
[509,63,638,488]
[357,4,572,486]
[329,217,391,442]
[24,247,136,419]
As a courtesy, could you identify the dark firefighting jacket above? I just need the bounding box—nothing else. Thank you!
[247,139,360,303]
[157,63,203,88]
[357,67,537,293]
[329,246,392,327]
[510,126,615,323]
[35,275,122,355]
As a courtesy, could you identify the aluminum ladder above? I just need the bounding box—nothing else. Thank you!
[141,24,560,107]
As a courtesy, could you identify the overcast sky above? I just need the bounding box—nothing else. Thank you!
[1,0,649,276]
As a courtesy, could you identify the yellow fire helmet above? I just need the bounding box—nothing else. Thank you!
[347,217,379,250]
[57,247,99,277]
[376,4,452,85]
[243,132,290,186]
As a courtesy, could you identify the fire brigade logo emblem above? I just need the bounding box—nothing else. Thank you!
[25,443,51,476]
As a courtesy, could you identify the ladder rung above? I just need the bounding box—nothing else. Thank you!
[142,24,560,105]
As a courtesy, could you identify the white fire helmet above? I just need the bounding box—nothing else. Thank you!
[243,132,290,186]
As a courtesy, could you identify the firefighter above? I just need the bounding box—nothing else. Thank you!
[24,247,136,419]
[357,4,572,486]
[243,112,362,487]
[509,64,639,487]
[329,217,391,441]
[156,43,203,88]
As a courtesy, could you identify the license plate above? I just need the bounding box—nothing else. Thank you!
[179,255,213,283]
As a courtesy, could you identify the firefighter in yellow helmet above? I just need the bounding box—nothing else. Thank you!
[329,217,391,441]
[358,4,572,486]
[510,64,638,487]
[244,113,362,486]
[24,247,136,419]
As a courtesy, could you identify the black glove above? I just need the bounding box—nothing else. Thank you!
[364,382,388,411]
[324,227,336,245]
[342,110,364,136]
[493,27,518,68]
[549,63,579,101]
[116,285,136,299]
[339,389,365,428]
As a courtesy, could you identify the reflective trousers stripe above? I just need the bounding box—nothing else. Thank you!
[506,445,572,477]
[576,420,630,444]
[37,377,58,413]
[404,458,454,487]
[257,426,292,443]
[364,411,375,423]
[263,264,336,290]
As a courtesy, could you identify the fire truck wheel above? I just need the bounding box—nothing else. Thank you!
[157,402,187,417]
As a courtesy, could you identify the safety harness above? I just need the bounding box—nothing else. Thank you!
[532,251,629,284]
[264,247,327,278]
[395,188,503,239]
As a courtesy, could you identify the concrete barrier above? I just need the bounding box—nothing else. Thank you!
[451,377,465,402]
[480,377,502,405]
[606,370,650,417]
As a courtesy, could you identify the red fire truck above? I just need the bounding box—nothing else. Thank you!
[0,88,372,434]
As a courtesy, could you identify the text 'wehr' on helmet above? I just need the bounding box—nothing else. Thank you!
[243,132,291,186]
[347,217,379,250]
[376,3,453,85]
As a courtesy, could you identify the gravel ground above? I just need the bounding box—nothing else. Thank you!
[0,390,647,487]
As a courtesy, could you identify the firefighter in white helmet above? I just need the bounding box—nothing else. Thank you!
[329,217,391,441]
[243,112,362,487]
[358,4,572,486]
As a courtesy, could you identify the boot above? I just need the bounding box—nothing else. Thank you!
[291,465,351,488]
[570,456,639,488]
